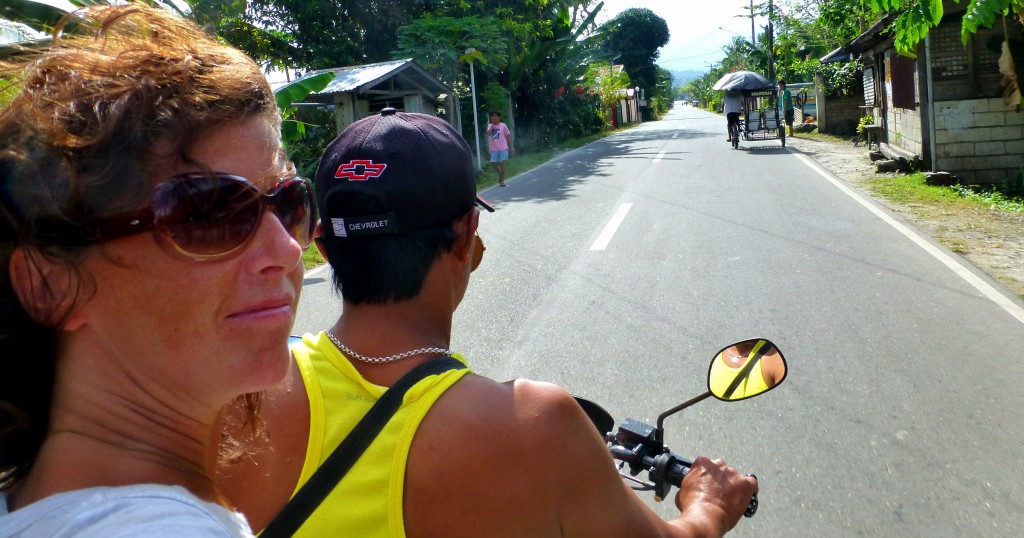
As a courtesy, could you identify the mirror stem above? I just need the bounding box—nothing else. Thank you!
[655,391,713,443]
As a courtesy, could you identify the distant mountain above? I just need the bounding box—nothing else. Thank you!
[669,69,705,87]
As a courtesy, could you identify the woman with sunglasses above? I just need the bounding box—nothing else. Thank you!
[0,5,314,536]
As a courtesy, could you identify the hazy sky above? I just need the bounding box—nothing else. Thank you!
[596,0,761,72]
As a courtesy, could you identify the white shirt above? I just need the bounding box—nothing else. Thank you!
[724,92,743,114]
[0,484,253,537]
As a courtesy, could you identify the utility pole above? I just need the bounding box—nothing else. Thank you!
[465,48,482,171]
[767,0,775,82]
[750,0,755,45]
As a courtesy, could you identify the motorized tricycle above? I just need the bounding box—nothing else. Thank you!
[713,71,786,149]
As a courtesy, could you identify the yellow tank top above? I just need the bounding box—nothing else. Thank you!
[708,341,770,399]
[287,332,471,537]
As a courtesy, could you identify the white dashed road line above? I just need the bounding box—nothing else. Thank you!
[590,203,633,251]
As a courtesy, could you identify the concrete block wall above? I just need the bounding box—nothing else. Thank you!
[819,95,863,135]
[934,98,1024,184]
[887,106,924,156]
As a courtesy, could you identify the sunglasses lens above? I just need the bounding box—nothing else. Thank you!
[271,179,316,249]
[152,175,261,258]
[471,233,485,272]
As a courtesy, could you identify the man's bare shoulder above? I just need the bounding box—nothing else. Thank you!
[404,374,601,538]
[436,374,585,433]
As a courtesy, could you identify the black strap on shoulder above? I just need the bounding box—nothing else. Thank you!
[722,344,767,399]
[260,356,465,538]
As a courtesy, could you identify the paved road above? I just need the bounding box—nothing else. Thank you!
[295,105,1024,536]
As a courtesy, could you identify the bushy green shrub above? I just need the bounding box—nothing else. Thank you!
[857,115,875,132]
[284,106,338,178]
[820,61,862,97]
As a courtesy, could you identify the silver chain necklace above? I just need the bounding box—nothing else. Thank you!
[325,330,452,364]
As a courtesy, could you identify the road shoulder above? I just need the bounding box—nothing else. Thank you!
[786,134,1024,299]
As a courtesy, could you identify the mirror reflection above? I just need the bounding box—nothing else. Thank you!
[708,339,787,401]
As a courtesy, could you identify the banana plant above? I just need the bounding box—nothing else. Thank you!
[273,71,336,143]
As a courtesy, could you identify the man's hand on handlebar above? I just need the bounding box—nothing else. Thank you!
[676,456,758,536]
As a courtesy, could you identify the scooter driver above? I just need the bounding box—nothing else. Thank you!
[217,110,758,537]
[709,339,786,400]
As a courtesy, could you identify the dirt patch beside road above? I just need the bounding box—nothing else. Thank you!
[785,134,1024,299]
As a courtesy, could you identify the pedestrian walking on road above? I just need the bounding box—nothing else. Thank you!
[778,80,795,137]
[487,111,515,186]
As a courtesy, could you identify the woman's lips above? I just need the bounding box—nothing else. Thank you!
[228,295,294,322]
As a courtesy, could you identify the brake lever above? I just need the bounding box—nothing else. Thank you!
[616,463,655,490]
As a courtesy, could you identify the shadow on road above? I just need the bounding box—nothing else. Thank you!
[483,126,717,205]
[733,145,790,155]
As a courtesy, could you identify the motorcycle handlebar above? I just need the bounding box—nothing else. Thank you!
[608,443,757,517]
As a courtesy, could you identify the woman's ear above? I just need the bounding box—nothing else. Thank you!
[9,248,84,330]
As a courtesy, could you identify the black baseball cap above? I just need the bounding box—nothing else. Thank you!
[314,108,493,240]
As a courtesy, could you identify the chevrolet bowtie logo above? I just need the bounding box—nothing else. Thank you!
[335,160,387,181]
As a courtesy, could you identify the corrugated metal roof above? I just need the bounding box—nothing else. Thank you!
[301,58,450,96]
[312,59,411,93]
[0,20,48,55]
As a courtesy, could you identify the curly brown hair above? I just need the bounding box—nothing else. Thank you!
[0,4,278,490]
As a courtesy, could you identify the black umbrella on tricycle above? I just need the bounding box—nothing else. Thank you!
[711,71,774,91]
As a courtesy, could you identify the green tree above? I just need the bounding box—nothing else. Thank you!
[504,1,606,146]
[729,0,866,96]
[221,0,609,151]
[221,0,368,69]
[396,15,512,90]
[1,0,244,34]
[599,7,669,102]
[402,1,607,150]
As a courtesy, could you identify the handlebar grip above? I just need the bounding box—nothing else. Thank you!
[744,474,758,517]
[744,494,758,517]
[668,457,692,487]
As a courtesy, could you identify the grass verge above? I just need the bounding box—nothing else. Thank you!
[795,129,855,145]
[863,172,1024,215]
[303,244,324,270]
[861,172,1024,298]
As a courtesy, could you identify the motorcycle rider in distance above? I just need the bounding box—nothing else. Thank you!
[217,110,758,537]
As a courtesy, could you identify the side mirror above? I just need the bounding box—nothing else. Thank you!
[708,338,787,401]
